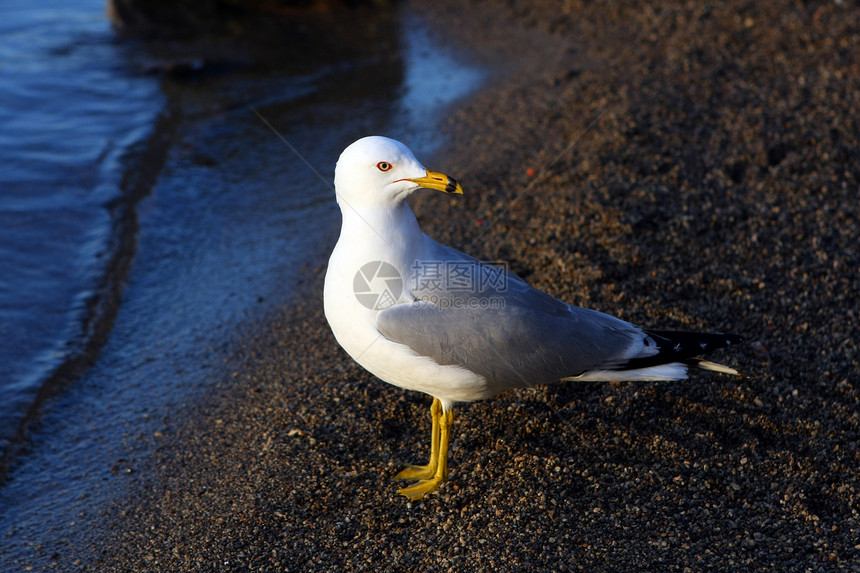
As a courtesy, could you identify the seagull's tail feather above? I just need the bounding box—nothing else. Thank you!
[684,357,747,377]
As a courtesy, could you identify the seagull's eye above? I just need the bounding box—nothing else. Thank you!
[376,161,392,172]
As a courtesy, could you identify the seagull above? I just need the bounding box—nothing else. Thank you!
[323,136,743,501]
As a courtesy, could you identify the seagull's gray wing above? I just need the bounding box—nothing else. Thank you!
[376,274,644,391]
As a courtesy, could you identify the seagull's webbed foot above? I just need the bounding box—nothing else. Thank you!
[393,397,453,500]
[393,398,441,482]
[392,463,437,482]
[397,475,447,501]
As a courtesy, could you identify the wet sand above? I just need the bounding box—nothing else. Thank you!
[70,0,859,570]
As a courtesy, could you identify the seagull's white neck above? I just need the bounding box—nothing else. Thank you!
[337,200,426,262]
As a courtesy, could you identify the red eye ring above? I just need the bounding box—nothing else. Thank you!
[376,161,392,172]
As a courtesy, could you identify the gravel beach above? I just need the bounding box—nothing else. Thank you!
[35,0,860,570]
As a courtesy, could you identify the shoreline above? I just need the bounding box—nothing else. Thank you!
[10,0,860,570]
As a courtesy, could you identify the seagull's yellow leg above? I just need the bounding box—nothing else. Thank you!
[393,397,441,481]
[396,400,453,501]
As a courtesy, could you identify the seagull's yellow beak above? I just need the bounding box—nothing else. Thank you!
[408,171,464,195]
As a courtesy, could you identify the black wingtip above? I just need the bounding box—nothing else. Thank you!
[646,330,744,355]
[615,330,744,373]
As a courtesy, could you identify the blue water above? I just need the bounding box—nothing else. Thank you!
[0,0,163,450]
[0,1,482,565]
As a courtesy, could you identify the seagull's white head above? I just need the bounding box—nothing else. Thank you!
[334,136,463,209]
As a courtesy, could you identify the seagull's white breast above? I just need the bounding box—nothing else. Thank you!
[323,214,490,406]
